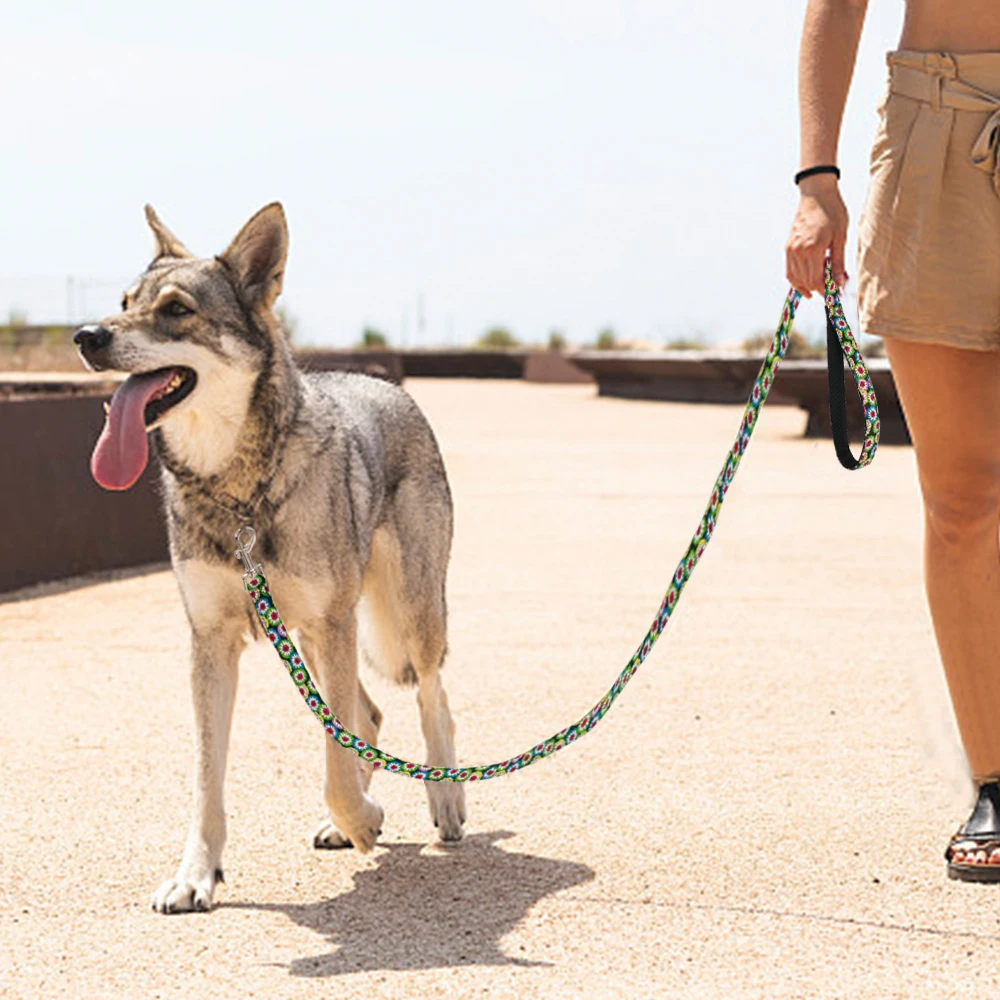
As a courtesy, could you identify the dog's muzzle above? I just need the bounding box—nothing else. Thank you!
[74,324,113,369]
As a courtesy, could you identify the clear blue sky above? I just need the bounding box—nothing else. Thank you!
[1,1,904,348]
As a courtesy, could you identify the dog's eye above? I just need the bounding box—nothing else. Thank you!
[163,300,194,318]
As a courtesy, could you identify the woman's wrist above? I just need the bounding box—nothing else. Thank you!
[797,172,840,197]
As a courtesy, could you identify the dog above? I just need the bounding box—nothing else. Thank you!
[75,203,465,913]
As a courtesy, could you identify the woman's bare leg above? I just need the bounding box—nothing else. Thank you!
[884,336,1000,780]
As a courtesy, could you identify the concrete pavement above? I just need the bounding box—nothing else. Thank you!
[0,379,991,999]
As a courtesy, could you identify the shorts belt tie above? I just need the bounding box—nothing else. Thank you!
[888,53,1000,196]
[970,109,1000,196]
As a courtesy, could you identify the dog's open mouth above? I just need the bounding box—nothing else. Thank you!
[91,366,198,492]
[141,366,197,425]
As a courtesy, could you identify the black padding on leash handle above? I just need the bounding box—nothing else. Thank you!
[826,307,861,470]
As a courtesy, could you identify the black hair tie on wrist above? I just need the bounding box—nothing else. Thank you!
[795,164,841,185]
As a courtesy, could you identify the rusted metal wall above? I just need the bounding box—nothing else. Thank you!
[400,350,526,379]
[0,389,169,593]
[570,352,909,445]
[522,352,593,384]
[294,349,404,383]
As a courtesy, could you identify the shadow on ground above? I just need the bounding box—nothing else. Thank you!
[0,561,170,604]
[227,830,594,977]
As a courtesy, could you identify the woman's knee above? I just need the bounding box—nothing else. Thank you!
[922,472,1000,546]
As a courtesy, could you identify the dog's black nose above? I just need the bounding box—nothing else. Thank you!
[74,324,112,351]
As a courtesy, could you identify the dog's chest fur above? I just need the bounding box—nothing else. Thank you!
[157,369,449,634]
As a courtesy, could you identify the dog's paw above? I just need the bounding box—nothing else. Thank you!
[151,867,222,914]
[319,794,384,854]
[313,821,354,850]
[428,782,466,842]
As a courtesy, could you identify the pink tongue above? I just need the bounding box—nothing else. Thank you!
[91,369,177,490]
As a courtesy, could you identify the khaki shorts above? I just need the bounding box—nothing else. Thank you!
[857,50,1000,350]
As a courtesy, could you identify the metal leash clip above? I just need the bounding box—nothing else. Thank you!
[234,525,263,581]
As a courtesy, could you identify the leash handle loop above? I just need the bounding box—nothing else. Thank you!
[819,262,880,470]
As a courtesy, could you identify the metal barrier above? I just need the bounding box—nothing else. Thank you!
[0,380,168,594]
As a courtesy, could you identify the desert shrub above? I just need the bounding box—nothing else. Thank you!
[547,329,567,351]
[595,326,617,350]
[741,326,823,359]
[786,328,824,359]
[741,330,772,355]
[477,327,519,349]
[665,334,707,350]
[361,327,389,349]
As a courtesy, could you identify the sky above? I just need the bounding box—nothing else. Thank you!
[0,1,905,349]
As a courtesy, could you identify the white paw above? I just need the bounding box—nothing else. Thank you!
[318,794,384,854]
[313,821,353,849]
[428,781,466,842]
[151,867,221,914]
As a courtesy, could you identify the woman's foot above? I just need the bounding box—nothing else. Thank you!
[945,780,1000,882]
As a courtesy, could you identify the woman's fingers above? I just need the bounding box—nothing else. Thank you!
[787,229,825,298]
[786,237,816,298]
[786,239,824,298]
[802,239,826,294]
[785,245,806,296]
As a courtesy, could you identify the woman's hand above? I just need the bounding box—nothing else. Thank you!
[785,174,849,297]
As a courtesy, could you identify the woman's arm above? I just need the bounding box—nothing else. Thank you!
[786,0,869,297]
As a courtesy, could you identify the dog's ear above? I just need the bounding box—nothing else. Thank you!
[144,204,192,261]
[219,203,288,309]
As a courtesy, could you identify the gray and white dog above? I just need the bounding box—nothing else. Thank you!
[75,203,465,913]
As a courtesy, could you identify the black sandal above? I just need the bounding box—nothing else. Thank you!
[945,780,1000,882]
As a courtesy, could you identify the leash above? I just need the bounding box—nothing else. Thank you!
[235,261,879,783]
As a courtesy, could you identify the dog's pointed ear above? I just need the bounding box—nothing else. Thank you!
[219,203,288,309]
[144,204,192,261]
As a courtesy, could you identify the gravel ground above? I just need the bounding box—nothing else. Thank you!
[1,378,993,999]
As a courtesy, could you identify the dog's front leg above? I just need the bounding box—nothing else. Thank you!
[300,616,384,853]
[152,622,242,913]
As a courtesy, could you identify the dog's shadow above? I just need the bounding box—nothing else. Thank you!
[226,830,594,977]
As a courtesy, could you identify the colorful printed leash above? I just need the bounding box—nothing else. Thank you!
[237,261,879,783]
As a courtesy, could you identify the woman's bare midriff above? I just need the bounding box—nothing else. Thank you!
[901,0,1000,52]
